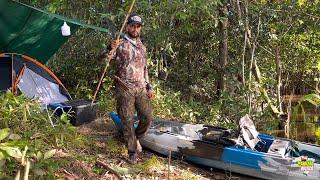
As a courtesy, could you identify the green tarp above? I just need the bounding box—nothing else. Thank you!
[0,0,109,64]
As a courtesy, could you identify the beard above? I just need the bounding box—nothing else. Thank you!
[128,31,140,38]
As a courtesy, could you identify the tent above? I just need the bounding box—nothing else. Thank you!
[0,53,97,126]
[0,1,104,125]
[0,0,110,64]
[0,53,71,105]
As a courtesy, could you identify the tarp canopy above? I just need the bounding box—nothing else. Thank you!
[0,0,109,64]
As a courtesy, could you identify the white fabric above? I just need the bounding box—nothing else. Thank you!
[124,35,137,46]
[17,68,69,105]
[239,114,260,149]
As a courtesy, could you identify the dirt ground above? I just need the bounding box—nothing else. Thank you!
[59,116,259,180]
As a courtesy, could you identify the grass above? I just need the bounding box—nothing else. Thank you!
[136,155,164,174]
[179,168,202,180]
[0,91,224,179]
[105,136,127,156]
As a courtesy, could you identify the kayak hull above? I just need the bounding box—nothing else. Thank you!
[109,112,320,180]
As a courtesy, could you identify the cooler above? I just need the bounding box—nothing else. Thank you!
[64,99,98,126]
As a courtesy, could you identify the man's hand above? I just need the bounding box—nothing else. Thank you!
[146,90,155,99]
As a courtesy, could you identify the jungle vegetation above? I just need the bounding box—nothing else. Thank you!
[1,0,320,179]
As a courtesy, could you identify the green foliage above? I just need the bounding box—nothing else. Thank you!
[290,93,320,143]
[0,128,25,166]
[293,93,320,121]
[300,94,320,107]
[105,137,127,156]
[46,113,86,149]
[152,87,209,124]
[0,91,46,132]
[46,0,65,13]
[2,0,320,178]
[139,0,221,100]
[0,92,86,178]
[135,155,164,174]
[21,0,320,131]
[178,168,201,180]
[0,128,58,179]
[316,127,320,144]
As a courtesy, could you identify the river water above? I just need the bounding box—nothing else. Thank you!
[257,114,320,144]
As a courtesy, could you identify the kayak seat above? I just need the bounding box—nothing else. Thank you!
[267,139,290,157]
[239,114,265,150]
[201,127,238,146]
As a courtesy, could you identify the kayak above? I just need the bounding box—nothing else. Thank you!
[109,112,320,180]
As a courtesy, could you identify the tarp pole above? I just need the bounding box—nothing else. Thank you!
[11,54,14,94]
[13,63,27,94]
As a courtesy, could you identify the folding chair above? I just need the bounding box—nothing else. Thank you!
[46,103,73,127]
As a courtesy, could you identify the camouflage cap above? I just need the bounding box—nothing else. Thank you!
[127,14,143,25]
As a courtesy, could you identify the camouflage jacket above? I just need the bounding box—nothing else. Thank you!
[112,35,150,89]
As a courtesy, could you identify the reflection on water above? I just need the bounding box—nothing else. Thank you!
[257,115,320,145]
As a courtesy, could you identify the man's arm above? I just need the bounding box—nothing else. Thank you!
[98,40,122,61]
[144,66,151,89]
[144,65,155,99]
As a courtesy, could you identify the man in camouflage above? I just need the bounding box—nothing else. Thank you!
[102,14,154,164]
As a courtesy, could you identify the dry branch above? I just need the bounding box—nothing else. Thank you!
[96,160,122,180]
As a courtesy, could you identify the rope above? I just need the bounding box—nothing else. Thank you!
[91,0,136,105]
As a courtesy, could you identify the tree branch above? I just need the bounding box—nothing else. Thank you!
[96,160,122,180]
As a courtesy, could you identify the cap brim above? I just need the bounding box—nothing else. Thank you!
[127,22,143,25]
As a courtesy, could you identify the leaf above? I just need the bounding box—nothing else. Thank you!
[33,168,47,176]
[300,105,306,122]
[44,149,56,160]
[0,152,6,160]
[0,128,10,141]
[302,93,320,100]
[21,146,28,161]
[0,145,22,159]
[297,0,306,7]
[304,99,319,107]
[35,151,43,161]
[1,141,27,148]
[0,160,5,169]
[315,127,320,138]
[112,165,130,175]
[301,94,320,106]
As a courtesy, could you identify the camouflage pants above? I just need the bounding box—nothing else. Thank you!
[115,85,153,154]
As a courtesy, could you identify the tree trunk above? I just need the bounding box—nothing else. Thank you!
[275,45,283,113]
[216,2,228,98]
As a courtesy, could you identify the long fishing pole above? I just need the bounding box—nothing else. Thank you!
[91,0,136,105]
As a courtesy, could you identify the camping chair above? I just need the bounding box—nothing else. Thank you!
[46,103,73,127]
[47,99,98,126]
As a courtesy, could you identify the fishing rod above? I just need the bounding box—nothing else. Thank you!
[91,0,136,105]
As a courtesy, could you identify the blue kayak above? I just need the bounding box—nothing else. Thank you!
[110,112,320,180]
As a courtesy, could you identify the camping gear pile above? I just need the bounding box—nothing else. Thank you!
[0,0,105,126]
[0,53,97,126]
